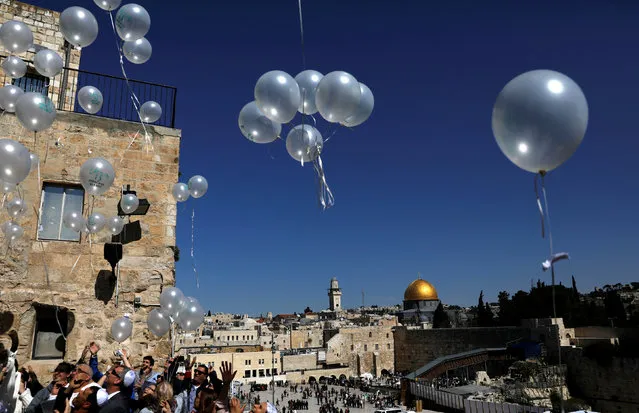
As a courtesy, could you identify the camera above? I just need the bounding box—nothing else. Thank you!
[114,349,124,358]
[176,362,186,374]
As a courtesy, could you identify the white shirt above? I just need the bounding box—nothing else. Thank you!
[69,382,102,408]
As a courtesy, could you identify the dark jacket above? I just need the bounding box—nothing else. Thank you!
[100,392,131,413]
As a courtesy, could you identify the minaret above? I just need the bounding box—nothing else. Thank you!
[328,277,342,311]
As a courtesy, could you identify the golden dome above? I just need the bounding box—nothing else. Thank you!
[404,278,438,301]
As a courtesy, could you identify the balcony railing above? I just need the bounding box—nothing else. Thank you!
[1,55,177,128]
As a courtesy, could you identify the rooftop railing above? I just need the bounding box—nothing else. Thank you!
[1,55,177,128]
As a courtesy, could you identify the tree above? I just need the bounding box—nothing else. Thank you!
[433,302,451,328]
[604,290,626,325]
[497,291,518,326]
[477,291,494,327]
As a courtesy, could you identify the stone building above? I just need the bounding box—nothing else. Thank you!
[399,277,440,326]
[325,323,396,376]
[328,277,342,311]
[0,1,180,377]
[191,350,283,385]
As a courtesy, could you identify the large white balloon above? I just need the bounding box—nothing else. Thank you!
[86,212,106,234]
[238,101,281,144]
[119,193,139,214]
[115,4,151,41]
[15,92,57,132]
[79,157,116,196]
[122,37,152,64]
[140,101,161,123]
[160,287,184,318]
[107,216,125,235]
[0,20,33,54]
[93,0,122,11]
[171,183,190,202]
[33,49,64,78]
[254,70,301,124]
[343,83,374,127]
[315,71,361,123]
[295,70,323,115]
[0,139,31,184]
[187,175,208,199]
[147,308,171,336]
[286,124,323,163]
[60,7,99,48]
[1,56,27,79]
[77,86,103,114]
[492,70,589,173]
[0,85,24,113]
[6,198,27,220]
[111,315,133,343]
[177,297,204,331]
[63,211,86,233]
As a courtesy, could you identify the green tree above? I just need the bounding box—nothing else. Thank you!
[433,302,451,328]
[477,291,494,327]
[497,291,518,326]
[604,290,627,325]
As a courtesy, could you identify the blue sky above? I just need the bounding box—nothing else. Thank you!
[38,0,639,314]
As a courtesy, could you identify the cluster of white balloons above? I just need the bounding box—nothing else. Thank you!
[492,69,589,174]
[61,157,124,236]
[0,139,39,245]
[0,22,58,132]
[146,286,204,336]
[172,175,208,203]
[239,69,374,164]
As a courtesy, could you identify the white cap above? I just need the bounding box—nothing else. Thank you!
[123,369,136,387]
[96,388,109,406]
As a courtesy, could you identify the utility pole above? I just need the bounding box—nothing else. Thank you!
[271,332,276,404]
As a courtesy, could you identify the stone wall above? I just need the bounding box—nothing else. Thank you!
[326,325,394,376]
[564,347,639,412]
[0,111,180,378]
[282,353,317,372]
[394,326,528,373]
[291,328,323,349]
[286,367,351,385]
[0,0,82,108]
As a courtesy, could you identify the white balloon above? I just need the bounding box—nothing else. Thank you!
[0,20,33,54]
[6,198,27,219]
[111,315,133,343]
[93,0,122,11]
[120,193,139,214]
[115,4,151,41]
[59,7,99,48]
[77,86,103,115]
[187,175,208,199]
[295,70,324,115]
[0,138,31,184]
[107,216,125,235]
[343,83,374,127]
[0,180,16,193]
[7,223,24,242]
[172,183,190,202]
[63,211,85,233]
[0,85,24,113]
[238,101,281,144]
[86,212,106,234]
[122,37,152,64]
[15,92,56,132]
[286,124,323,163]
[1,56,27,79]
[140,101,162,123]
[79,157,115,196]
[315,71,361,123]
[33,49,64,78]
[254,70,301,124]
[160,287,185,318]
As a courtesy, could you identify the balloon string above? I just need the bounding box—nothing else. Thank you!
[89,196,95,275]
[297,0,306,69]
[119,131,140,164]
[107,11,154,153]
[191,208,199,289]
[313,154,334,210]
[534,173,545,238]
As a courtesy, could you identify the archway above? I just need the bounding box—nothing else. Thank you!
[308,376,317,384]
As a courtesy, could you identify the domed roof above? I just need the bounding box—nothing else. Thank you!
[404,278,438,301]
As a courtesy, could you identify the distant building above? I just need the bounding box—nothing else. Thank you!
[399,277,441,327]
[328,277,343,311]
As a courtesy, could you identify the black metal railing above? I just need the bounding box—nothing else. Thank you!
[1,55,177,128]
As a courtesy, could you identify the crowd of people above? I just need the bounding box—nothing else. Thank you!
[0,343,279,413]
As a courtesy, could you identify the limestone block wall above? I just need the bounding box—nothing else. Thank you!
[291,328,323,349]
[282,353,317,372]
[393,326,529,373]
[0,0,82,108]
[0,111,180,377]
[286,366,351,384]
[326,325,395,376]
[564,347,639,412]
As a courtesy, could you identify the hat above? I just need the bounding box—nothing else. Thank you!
[123,369,136,387]
[96,389,109,407]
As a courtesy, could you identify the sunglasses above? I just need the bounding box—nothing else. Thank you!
[194,370,207,376]
[109,369,121,378]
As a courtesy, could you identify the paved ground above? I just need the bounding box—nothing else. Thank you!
[244,384,442,413]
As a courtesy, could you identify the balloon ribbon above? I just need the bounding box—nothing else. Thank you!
[313,155,334,210]
[534,173,545,238]
[191,208,200,288]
